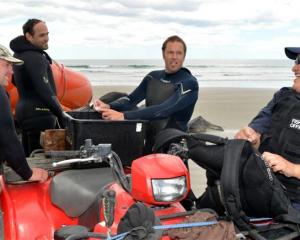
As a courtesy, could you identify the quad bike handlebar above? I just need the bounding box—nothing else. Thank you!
[52,139,131,193]
[52,156,102,167]
[52,140,112,167]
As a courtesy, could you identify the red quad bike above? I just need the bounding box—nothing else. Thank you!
[0,139,199,240]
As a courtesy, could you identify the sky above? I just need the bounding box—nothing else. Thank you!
[1,0,300,60]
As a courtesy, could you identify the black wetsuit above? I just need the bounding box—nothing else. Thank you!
[0,86,32,180]
[110,68,198,149]
[10,36,64,156]
[110,68,199,131]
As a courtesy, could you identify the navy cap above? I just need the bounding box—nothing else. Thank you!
[285,47,300,60]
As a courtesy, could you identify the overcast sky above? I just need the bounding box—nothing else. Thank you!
[1,0,300,59]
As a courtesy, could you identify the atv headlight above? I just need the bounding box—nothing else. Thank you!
[152,176,187,202]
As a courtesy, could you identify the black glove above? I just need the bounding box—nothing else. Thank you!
[117,202,161,240]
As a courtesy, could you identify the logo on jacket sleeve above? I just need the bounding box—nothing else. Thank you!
[180,83,191,95]
[289,118,300,130]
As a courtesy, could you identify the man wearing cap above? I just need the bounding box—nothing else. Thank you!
[235,47,300,210]
[10,19,65,156]
[0,44,48,182]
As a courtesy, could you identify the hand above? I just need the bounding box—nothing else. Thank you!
[262,152,297,178]
[234,127,261,148]
[101,108,124,120]
[94,99,110,112]
[29,167,48,183]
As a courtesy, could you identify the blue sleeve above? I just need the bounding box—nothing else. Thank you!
[123,79,198,120]
[109,74,149,111]
[0,87,32,180]
[249,88,290,134]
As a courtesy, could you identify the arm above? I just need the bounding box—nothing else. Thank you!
[262,152,300,179]
[94,75,149,113]
[101,72,198,121]
[101,82,198,121]
[109,75,149,111]
[249,88,290,134]
[97,75,149,119]
[124,81,198,120]
[0,87,48,182]
[235,88,290,147]
[0,87,31,179]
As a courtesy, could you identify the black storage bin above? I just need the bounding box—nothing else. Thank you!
[65,111,148,166]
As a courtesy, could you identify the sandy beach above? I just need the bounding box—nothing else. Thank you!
[92,86,276,131]
[92,86,277,196]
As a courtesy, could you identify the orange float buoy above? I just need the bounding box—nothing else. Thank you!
[5,61,93,114]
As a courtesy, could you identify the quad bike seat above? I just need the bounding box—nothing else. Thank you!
[51,168,114,217]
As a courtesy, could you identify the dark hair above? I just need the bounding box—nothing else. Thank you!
[22,18,43,35]
[162,35,187,55]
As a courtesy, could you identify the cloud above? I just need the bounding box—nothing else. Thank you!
[1,0,300,59]
[112,0,202,11]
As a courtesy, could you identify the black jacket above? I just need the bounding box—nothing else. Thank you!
[10,36,64,126]
[262,89,300,201]
[0,86,32,180]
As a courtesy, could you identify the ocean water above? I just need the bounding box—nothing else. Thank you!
[59,59,295,89]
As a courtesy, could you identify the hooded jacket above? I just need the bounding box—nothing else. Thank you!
[10,36,64,126]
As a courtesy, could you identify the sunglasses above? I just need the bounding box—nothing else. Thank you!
[295,55,300,65]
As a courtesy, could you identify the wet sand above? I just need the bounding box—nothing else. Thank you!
[92,86,276,196]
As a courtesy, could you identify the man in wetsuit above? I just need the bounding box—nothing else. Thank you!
[235,47,300,210]
[10,19,65,156]
[94,35,199,141]
[0,44,48,182]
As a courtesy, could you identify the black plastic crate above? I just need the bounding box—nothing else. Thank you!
[65,111,148,166]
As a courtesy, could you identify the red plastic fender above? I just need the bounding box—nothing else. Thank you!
[0,177,78,240]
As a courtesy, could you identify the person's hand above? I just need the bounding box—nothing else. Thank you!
[93,99,110,112]
[101,108,124,120]
[234,127,261,148]
[262,152,299,178]
[28,167,48,183]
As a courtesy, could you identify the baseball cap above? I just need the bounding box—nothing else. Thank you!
[285,47,300,60]
[0,44,23,64]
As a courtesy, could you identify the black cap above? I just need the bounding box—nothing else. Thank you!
[285,47,300,60]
